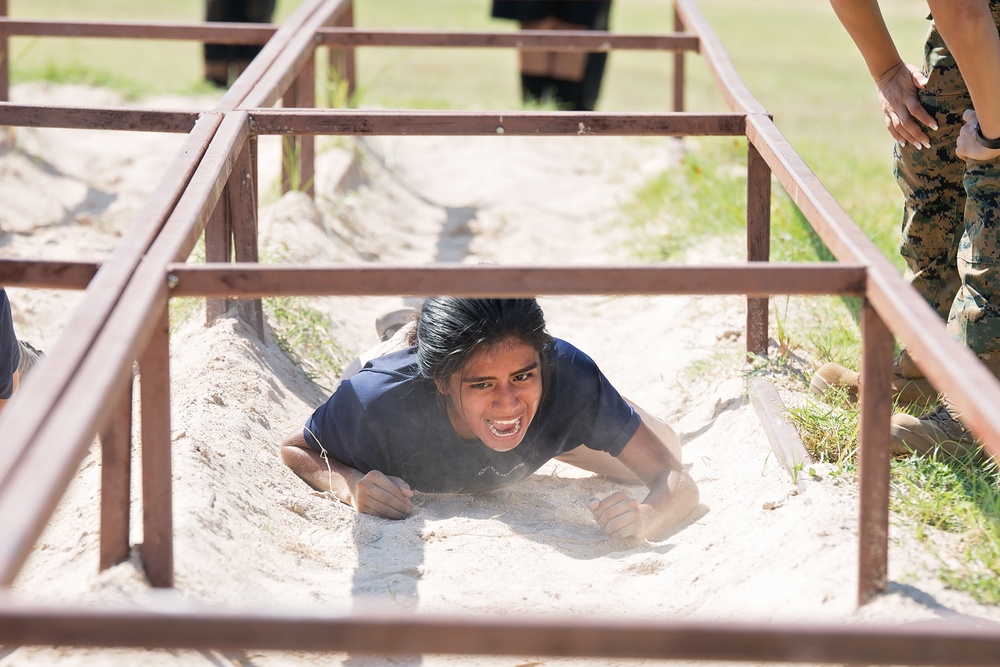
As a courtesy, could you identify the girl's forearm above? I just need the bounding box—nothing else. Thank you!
[828,0,904,82]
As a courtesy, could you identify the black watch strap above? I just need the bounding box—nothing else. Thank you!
[976,122,1000,149]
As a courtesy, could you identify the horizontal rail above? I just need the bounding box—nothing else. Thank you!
[315,28,700,52]
[0,604,996,665]
[0,20,697,53]
[674,0,768,116]
[0,103,199,132]
[0,259,98,289]
[165,263,867,298]
[0,19,276,44]
[248,109,747,136]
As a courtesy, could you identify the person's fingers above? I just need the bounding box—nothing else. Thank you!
[904,100,937,137]
[356,472,413,518]
[598,503,642,539]
[888,105,931,149]
[878,66,935,148]
[589,493,641,538]
[963,108,978,124]
[389,476,414,498]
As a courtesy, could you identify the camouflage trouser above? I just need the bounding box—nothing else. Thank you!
[895,7,1000,363]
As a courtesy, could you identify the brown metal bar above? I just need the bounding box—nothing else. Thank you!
[0,605,997,665]
[229,135,264,339]
[672,7,685,114]
[674,0,769,116]
[165,263,867,298]
[249,109,746,137]
[238,0,348,110]
[0,114,223,587]
[139,306,173,588]
[746,114,1000,458]
[746,140,771,357]
[335,1,356,100]
[3,20,682,54]
[0,111,252,586]
[0,104,198,132]
[98,369,132,572]
[0,258,98,289]
[315,28,700,52]
[204,180,233,323]
[865,271,1000,461]
[0,19,275,44]
[222,0,346,112]
[857,299,894,605]
[299,52,316,197]
[0,0,8,102]
[280,76,300,194]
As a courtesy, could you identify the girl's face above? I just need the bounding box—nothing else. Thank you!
[436,340,543,452]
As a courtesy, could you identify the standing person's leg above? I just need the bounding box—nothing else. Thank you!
[890,157,1000,459]
[204,0,234,87]
[492,1,561,106]
[897,23,968,321]
[889,9,1000,459]
[811,21,967,407]
[231,0,277,80]
[492,0,612,111]
[555,0,612,112]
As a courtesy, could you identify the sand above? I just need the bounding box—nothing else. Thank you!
[1,83,998,666]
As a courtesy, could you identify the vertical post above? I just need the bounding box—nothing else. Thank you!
[857,297,893,605]
[281,78,300,196]
[204,191,233,324]
[672,4,684,114]
[345,1,357,100]
[230,135,265,339]
[98,368,133,571]
[300,51,316,199]
[745,140,771,357]
[281,51,316,199]
[140,306,173,588]
[0,0,9,102]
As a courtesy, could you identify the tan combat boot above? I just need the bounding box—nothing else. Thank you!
[890,401,983,459]
[809,349,938,406]
[888,349,1000,460]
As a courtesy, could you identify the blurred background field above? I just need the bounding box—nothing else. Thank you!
[6,0,926,257]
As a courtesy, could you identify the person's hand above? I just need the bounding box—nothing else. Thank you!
[875,62,937,149]
[588,491,645,540]
[957,109,1000,162]
[353,470,413,519]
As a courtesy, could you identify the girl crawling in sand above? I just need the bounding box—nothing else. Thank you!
[281,297,698,540]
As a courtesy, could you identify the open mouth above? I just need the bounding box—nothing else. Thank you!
[486,417,522,439]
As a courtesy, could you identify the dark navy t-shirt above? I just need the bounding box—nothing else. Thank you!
[303,338,640,493]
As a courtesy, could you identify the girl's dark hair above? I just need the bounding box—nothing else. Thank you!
[411,297,553,381]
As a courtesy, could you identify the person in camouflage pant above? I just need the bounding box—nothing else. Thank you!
[818,0,1000,459]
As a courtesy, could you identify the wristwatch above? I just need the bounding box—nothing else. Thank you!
[975,122,1000,149]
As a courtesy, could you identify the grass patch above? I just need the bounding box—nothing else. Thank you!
[892,454,1000,604]
[264,296,346,392]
